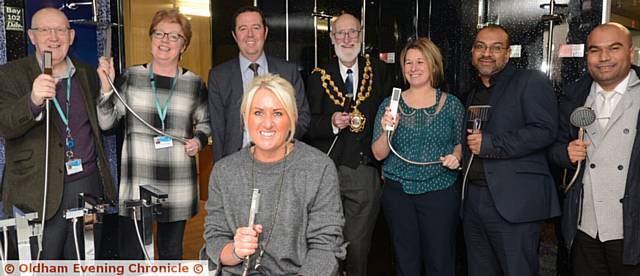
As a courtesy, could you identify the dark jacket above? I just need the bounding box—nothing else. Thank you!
[0,55,115,220]
[463,63,561,223]
[304,55,391,169]
[207,55,311,162]
[548,65,640,265]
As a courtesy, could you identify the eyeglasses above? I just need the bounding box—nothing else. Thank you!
[151,31,185,42]
[333,29,361,39]
[473,44,508,53]
[31,27,70,36]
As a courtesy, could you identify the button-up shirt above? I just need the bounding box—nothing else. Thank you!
[239,53,269,146]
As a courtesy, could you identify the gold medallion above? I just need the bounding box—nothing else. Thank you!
[349,108,366,133]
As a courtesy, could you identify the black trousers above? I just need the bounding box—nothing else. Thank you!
[338,164,381,276]
[463,183,541,276]
[572,230,640,276]
[35,171,103,260]
[382,179,459,276]
[118,216,186,260]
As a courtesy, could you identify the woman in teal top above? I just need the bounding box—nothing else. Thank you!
[372,37,464,276]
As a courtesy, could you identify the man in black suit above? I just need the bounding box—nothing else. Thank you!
[208,6,310,162]
[304,13,391,276]
[462,25,560,276]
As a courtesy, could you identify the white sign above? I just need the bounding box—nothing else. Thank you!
[510,45,521,58]
[5,6,24,32]
[558,44,585,58]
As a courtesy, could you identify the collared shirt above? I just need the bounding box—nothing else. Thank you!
[35,55,77,80]
[239,53,269,146]
[30,56,96,182]
[239,53,268,92]
[593,71,631,128]
[30,56,77,118]
[338,60,358,100]
[331,60,359,134]
[579,70,636,242]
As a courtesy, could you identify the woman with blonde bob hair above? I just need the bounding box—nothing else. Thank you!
[205,74,346,275]
[240,74,298,146]
[372,37,465,275]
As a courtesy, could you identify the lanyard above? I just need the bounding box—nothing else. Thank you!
[52,77,71,127]
[52,77,76,159]
[150,64,179,131]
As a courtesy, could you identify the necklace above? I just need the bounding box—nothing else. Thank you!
[399,89,446,127]
[249,143,289,273]
[311,54,374,133]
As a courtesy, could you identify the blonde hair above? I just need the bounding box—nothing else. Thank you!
[240,74,298,143]
[400,37,444,87]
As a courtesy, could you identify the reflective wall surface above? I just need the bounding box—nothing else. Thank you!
[246,0,603,98]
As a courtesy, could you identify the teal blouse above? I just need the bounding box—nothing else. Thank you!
[373,89,465,194]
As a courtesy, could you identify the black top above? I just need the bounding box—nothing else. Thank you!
[467,81,490,184]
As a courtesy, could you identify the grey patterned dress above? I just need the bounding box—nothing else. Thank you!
[97,64,210,222]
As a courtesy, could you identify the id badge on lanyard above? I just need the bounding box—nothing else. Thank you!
[54,77,83,175]
[150,64,179,150]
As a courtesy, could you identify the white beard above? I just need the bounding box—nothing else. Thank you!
[335,42,361,64]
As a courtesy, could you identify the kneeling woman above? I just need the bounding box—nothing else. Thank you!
[204,74,346,275]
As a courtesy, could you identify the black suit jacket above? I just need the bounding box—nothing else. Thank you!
[207,55,310,162]
[548,66,640,265]
[304,56,391,168]
[463,63,560,223]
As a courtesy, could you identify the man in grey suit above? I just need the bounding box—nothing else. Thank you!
[208,6,310,162]
[548,22,640,275]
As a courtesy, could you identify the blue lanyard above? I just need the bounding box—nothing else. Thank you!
[52,77,76,156]
[150,64,179,131]
[52,77,71,130]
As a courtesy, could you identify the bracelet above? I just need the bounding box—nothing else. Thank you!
[231,244,243,261]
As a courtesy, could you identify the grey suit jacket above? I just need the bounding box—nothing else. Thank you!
[207,55,310,162]
[578,73,640,242]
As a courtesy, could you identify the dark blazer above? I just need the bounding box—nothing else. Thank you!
[463,63,560,223]
[548,66,640,265]
[0,55,115,220]
[304,56,391,168]
[207,55,310,162]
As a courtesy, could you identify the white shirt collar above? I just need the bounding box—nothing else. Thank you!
[594,70,632,96]
[338,59,358,81]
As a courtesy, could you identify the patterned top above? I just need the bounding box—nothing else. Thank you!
[97,65,210,222]
[373,89,464,194]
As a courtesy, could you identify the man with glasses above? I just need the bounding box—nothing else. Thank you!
[462,24,560,276]
[0,7,115,259]
[304,12,390,276]
[207,6,310,163]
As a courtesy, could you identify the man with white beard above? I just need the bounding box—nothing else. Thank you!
[304,12,391,276]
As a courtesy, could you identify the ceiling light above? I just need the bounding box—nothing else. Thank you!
[178,0,210,17]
